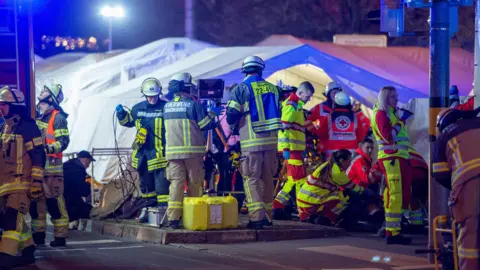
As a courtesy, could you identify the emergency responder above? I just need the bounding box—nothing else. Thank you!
[371,86,413,245]
[407,147,428,232]
[31,83,70,247]
[296,149,375,227]
[226,56,282,229]
[307,90,370,158]
[116,78,170,223]
[432,107,480,270]
[449,85,475,111]
[0,87,45,268]
[346,137,383,190]
[164,74,222,229]
[272,81,314,220]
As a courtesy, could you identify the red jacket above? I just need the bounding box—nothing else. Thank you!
[455,96,474,111]
[346,148,372,187]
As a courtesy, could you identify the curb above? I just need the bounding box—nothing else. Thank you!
[92,220,347,245]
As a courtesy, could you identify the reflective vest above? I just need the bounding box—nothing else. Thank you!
[46,109,62,159]
[244,75,282,133]
[371,105,409,160]
[278,93,306,152]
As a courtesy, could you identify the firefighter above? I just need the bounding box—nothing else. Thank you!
[449,85,475,111]
[432,107,480,270]
[272,81,314,220]
[226,56,282,229]
[163,74,222,229]
[0,87,45,268]
[116,78,170,223]
[31,83,70,247]
[296,149,375,226]
[371,86,413,245]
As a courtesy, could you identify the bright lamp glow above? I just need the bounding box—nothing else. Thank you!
[101,5,125,18]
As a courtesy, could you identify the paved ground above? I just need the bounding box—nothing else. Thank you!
[23,226,434,270]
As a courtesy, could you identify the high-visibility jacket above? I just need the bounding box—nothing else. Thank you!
[163,95,217,160]
[278,93,306,152]
[297,161,364,207]
[371,104,409,160]
[226,75,280,152]
[0,114,46,196]
[117,100,167,171]
[36,107,70,175]
[306,103,370,157]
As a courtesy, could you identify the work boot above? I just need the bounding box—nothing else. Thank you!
[386,234,412,245]
[136,207,149,223]
[246,220,264,230]
[0,252,15,270]
[32,232,46,246]
[50,237,67,247]
[168,220,180,230]
[12,245,35,268]
[272,209,291,220]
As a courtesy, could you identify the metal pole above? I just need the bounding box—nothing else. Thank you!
[108,18,112,51]
[428,0,451,263]
[475,0,480,108]
[185,0,194,39]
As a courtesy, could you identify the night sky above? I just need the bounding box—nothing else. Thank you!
[33,0,185,56]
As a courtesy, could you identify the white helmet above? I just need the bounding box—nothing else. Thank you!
[325,81,342,96]
[0,86,25,106]
[241,56,265,73]
[171,72,193,87]
[334,91,351,106]
[141,78,162,96]
[44,83,64,104]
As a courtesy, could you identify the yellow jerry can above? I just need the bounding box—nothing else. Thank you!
[182,197,208,231]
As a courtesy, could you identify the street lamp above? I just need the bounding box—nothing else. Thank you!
[100,5,125,51]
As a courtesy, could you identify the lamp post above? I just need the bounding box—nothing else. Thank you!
[100,5,125,51]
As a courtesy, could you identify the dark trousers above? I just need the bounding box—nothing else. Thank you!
[138,160,170,206]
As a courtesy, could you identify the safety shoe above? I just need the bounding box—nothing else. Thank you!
[50,237,67,247]
[272,209,291,220]
[12,245,35,268]
[246,220,264,230]
[386,234,412,245]
[0,252,14,270]
[136,208,149,223]
[32,232,46,246]
[169,220,180,230]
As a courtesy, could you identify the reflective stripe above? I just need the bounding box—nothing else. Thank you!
[452,157,480,185]
[0,182,30,196]
[458,247,480,259]
[378,144,409,151]
[2,231,21,242]
[275,190,290,204]
[53,218,69,227]
[246,202,265,212]
[432,162,450,173]
[157,195,169,203]
[168,201,183,209]
[142,192,156,198]
[299,188,324,201]
[227,100,241,111]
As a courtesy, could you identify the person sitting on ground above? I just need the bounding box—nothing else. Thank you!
[346,137,383,192]
[296,149,376,229]
[63,150,96,223]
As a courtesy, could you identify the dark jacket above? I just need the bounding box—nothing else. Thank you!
[63,158,91,206]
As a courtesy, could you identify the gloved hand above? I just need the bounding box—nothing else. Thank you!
[363,188,376,197]
[116,104,125,113]
[449,85,460,107]
[399,108,414,121]
[29,181,43,200]
[283,149,290,160]
[209,105,225,117]
[449,85,459,96]
[136,127,147,145]
[45,144,55,154]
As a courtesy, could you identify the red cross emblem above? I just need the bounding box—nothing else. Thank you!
[335,116,351,131]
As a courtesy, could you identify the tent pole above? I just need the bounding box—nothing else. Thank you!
[428,0,451,264]
[185,0,194,39]
[475,0,480,107]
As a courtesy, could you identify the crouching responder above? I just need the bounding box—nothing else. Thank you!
[31,83,69,247]
[116,78,170,222]
[433,107,480,270]
[164,74,222,229]
[0,87,45,268]
[272,81,314,220]
[371,86,413,245]
[296,149,376,227]
[226,56,282,229]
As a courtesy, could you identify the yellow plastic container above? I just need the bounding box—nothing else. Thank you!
[205,196,225,230]
[182,197,208,231]
[221,195,238,229]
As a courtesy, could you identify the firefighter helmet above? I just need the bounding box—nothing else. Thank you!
[0,86,25,106]
[325,81,342,96]
[171,73,193,87]
[437,107,480,133]
[334,91,350,106]
[44,83,64,104]
[141,78,162,96]
[241,56,265,73]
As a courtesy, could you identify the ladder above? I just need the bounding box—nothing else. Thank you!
[0,0,20,90]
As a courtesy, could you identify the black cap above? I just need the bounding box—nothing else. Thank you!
[77,150,96,161]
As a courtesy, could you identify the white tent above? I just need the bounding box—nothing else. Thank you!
[66,44,425,182]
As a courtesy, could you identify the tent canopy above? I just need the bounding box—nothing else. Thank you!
[258,35,474,97]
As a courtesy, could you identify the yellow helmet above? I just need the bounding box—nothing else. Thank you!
[0,86,26,106]
[141,78,162,96]
[43,83,64,104]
